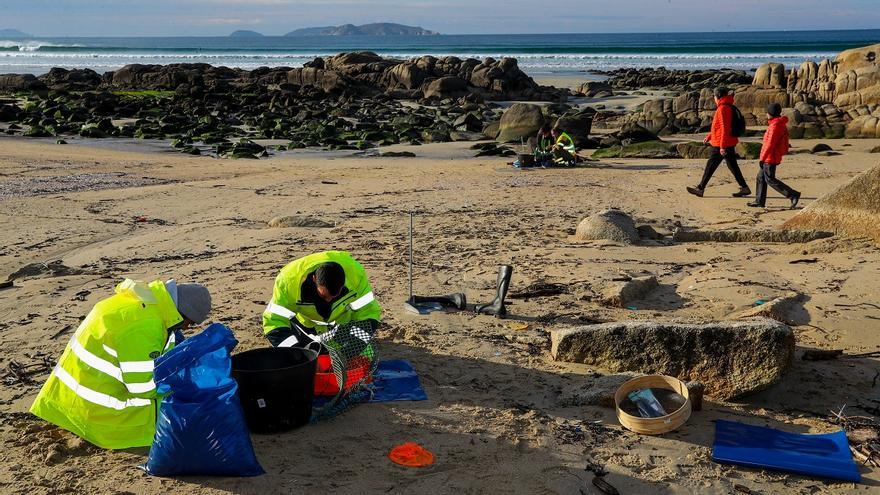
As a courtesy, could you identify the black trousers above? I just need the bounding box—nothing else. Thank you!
[699,147,748,189]
[754,162,798,205]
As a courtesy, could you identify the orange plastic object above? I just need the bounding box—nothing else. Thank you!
[313,354,373,396]
[388,443,434,468]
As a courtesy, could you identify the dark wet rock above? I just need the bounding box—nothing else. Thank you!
[811,143,833,153]
[676,142,714,160]
[0,74,46,91]
[554,108,596,147]
[592,141,678,159]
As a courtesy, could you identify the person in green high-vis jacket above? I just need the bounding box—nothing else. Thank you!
[263,251,381,349]
[30,279,211,449]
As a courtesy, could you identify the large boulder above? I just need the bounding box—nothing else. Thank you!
[554,108,596,147]
[782,163,880,244]
[422,76,469,99]
[574,209,640,244]
[496,103,544,143]
[0,73,46,91]
[550,318,796,400]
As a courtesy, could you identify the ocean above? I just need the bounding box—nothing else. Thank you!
[1,30,878,77]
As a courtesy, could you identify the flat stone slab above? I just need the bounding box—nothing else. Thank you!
[551,318,795,400]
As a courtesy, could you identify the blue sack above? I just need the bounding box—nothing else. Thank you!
[142,323,264,477]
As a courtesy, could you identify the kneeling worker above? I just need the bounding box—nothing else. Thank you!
[30,279,211,449]
[263,251,381,348]
[551,126,577,166]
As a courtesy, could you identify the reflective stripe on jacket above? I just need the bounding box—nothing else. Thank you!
[262,251,381,337]
[555,132,576,153]
[760,116,790,165]
[707,94,739,148]
[30,279,182,449]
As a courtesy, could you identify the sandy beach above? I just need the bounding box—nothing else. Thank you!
[0,128,878,493]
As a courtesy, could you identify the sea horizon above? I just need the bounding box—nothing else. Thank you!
[2,29,878,77]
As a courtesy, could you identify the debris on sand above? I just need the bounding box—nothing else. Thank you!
[7,260,84,281]
[551,318,795,400]
[267,216,335,228]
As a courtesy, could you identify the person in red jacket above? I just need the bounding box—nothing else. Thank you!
[747,103,801,208]
[687,87,751,198]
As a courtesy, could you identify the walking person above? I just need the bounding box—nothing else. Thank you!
[747,103,801,209]
[687,87,751,198]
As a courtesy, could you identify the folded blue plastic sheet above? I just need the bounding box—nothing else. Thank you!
[369,359,428,402]
[712,420,861,482]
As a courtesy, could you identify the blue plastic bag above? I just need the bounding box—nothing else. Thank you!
[142,323,264,477]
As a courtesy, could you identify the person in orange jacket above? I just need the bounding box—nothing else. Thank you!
[687,87,751,198]
[747,103,801,209]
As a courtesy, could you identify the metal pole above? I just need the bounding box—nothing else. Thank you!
[408,212,414,303]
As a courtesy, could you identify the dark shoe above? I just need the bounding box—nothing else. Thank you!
[410,293,467,310]
[732,187,752,198]
[746,201,764,208]
[790,192,801,209]
[475,265,513,318]
[686,186,704,198]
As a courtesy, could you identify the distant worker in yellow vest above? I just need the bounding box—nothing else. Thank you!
[30,279,212,449]
[551,127,577,166]
[263,251,381,348]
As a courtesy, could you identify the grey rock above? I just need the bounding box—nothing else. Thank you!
[574,209,640,244]
[551,318,796,400]
[600,275,659,307]
[496,103,544,143]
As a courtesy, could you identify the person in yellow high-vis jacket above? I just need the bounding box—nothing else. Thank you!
[551,127,577,165]
[263,251,381,348]
[30,279,211,449]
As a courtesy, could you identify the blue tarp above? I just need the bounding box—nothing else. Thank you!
[312,359,427,410]
[369,360,428,402]
[712,420,861,482]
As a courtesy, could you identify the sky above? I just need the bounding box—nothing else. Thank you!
[3,0,880,37]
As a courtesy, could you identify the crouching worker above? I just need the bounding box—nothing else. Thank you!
[551,127,577,166]
[30,279,211,449]
[533,124,554,167]
[263,251,381,349]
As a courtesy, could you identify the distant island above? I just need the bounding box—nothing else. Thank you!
[285,23,439,36]
[229,30,265,37]
[0,28,32,38]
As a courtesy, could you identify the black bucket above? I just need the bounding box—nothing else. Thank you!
[231,347,318,433]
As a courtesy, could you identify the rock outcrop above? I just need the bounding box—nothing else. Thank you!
[782,163,880,244]
[65,53,566,102]
[550,318,796,400]
[625,43,880,138]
